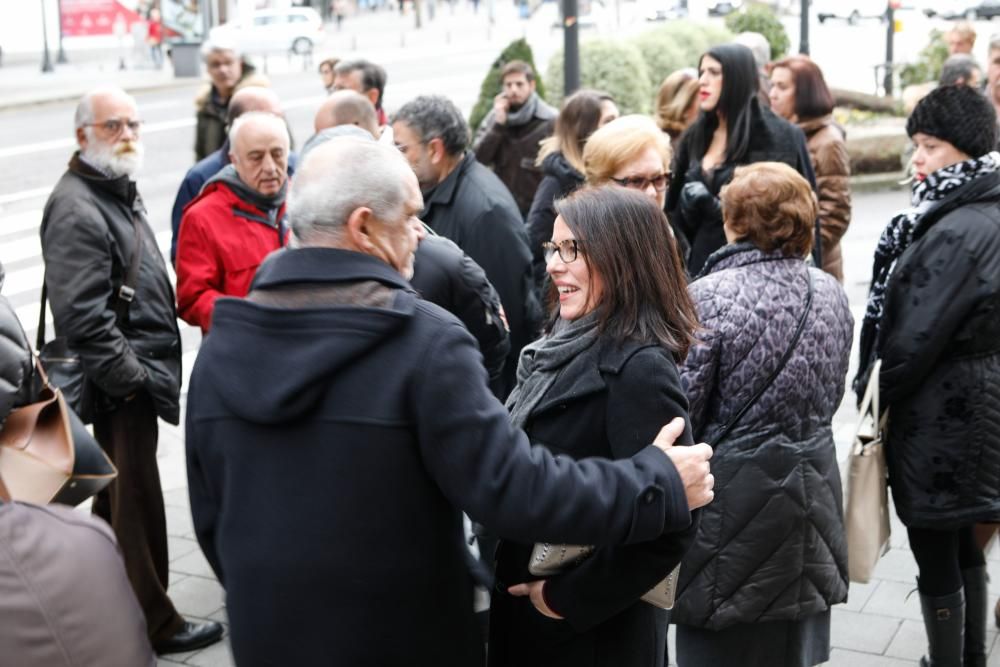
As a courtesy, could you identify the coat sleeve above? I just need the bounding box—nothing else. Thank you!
[413,320,692,545]
[541,349,696,631]
[175,207,223,333]
[679,284,722,436]
[449,249,511,383]
[472,110,503,168]
[879,219,990,405]
[813,138,852,251]
[170,171,204,265]
[185,370,224,584]
[41,197,146,397]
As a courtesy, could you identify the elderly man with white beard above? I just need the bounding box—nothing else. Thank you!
[39,86,224,656]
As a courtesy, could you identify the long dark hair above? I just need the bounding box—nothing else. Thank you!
[551,186,699,359]
[690,43,760,165]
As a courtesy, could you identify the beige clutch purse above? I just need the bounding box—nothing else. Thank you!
[528,543,680,610]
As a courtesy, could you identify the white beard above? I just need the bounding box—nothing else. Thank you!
[82,138,144,178]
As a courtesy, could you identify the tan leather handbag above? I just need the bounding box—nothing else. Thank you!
[845,359,891,584]
[0,359,116,506]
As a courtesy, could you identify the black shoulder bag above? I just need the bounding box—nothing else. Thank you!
[37,214,144,423]
[709,269,815,447]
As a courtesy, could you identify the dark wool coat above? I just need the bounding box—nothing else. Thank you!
[185,248,692,667]
[489,339,696,667]
[40,155,182,424]
[525,151,585,290]
[666,105,816,275]
[674,244,852,631]
[422,152,543,396]
[878,171,1000,529]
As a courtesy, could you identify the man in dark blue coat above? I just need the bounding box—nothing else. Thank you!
[185,137,715,666]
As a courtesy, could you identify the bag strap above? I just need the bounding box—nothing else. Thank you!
[37,212,144,348]
[709,268,815,448]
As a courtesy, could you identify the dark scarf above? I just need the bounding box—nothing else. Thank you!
[854,150,1000,395]
[207,164,288,213]
[505,92,542,128]
[505,313,599,429]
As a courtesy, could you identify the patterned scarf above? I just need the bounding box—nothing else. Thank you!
[506,313,599,429]
[854,151,1000,395]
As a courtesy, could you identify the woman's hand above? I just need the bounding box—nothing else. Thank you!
[507,581,564,620]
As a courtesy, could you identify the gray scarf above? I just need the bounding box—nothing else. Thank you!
[506,313,600,429]
[505,92,541,128]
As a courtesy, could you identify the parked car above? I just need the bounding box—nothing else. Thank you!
[708,0,742,16]
[646,1,687,21]
[209,7,325,55]
[925,0,1000,20]
[813,0,882,24]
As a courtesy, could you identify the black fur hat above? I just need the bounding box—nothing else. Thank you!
[907,84,998,158]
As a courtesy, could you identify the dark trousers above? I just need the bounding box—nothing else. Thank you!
[908,525,986,596]
[92,391,183,643]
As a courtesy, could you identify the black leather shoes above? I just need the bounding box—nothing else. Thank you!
[153,620,224,655]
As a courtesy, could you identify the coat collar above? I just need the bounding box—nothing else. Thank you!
[250,247,415,293]
[696,242,802,279]
[421,151,475,216]
[529,337,659,417]
[68,152,139,207]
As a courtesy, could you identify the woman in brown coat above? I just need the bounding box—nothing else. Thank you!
[769,55,851,282]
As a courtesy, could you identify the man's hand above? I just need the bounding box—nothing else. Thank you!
[493,93,510,126]
[652,418,715,510]
[507,581,563,619]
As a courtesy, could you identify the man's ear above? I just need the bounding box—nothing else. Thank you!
[76,126,87,149]
[345,206,377,251]
[427,137,446,165]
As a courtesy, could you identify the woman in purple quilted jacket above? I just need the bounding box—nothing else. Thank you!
[672,162,853,667]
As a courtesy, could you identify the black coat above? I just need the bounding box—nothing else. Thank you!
[185,248,694,667]
[877,171,1000,529]
[666,104,816,275]
[489,339,695,667]
[422,152,543,397]
[409,234,510,387]
[0,262,32,427]
[526,152,585,290]
[39,155,182,424]
[676,245,852,631]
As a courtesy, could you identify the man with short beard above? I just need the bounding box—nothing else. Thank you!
[39,86,224,656]
[176,111,290,333]
[473,60,556,218]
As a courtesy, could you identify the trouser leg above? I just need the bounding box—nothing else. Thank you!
[93,392,184,643]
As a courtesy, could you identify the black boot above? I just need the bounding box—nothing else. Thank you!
[918,588,965,667]
[963,566,988,667]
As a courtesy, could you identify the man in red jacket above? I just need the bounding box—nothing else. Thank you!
[176,111,290,332]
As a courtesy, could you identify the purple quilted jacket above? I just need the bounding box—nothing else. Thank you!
[673,243,853,631]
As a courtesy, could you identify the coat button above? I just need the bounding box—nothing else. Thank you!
[643,490,656,504]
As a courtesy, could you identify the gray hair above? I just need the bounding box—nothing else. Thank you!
[74,86,136,131]
[940,54,981,86]
[734,32,771,71]
[391,95,469,157]
[201,36,242,60]
[289,137,413,245]
[228,111,289,150]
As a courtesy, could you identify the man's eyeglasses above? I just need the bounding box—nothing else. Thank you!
[541,239,582,263]
[86,119,143,136]
[611,173,669,192]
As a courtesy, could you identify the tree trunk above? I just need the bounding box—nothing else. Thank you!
[831,88,898,114]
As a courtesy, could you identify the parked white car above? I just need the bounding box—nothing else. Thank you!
[812,0,882,24]
[209,7,325,55]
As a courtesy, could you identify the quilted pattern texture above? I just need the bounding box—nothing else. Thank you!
[674,244,853,631]
[878,189,1000,529]
[0,293,32,429]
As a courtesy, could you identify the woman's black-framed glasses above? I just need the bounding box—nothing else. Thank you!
[541,239,582,263]
[612,173,669,192]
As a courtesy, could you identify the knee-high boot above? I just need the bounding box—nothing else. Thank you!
[919,588,965,667]
[962,566,988,667]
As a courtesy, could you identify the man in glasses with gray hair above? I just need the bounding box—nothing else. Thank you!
[39,86,223,656]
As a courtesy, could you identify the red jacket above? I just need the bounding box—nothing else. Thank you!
[176,178,287,332]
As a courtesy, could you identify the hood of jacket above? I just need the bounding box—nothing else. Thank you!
[541,151,584,186]
[200,163,287,212]
[199,248,416,424]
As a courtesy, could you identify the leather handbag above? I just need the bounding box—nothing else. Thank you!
[845,358,891,584]
[0,358,117,507]
[36,211,143,423]
[528,543,681,610]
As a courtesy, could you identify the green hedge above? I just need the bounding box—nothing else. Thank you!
[545,39,653,115]
[900,29,948,89]
[468,38,547,132]
[632,22,733,85]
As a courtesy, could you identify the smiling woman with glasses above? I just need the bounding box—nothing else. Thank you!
[490,185,700,667]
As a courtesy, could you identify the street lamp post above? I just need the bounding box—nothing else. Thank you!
[56,0,68,64]
[884,1,896,96]
[798,0,809,55]
[563,0,579,96]
[40,0,54,73]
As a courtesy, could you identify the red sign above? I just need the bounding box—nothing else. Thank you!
[61,0,144,37]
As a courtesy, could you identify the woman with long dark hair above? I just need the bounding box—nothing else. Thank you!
[666,43,815,275]
[769,54,852,283]
[526,90,619,289]
[855,84,1000,667]
[489,185,702,667]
